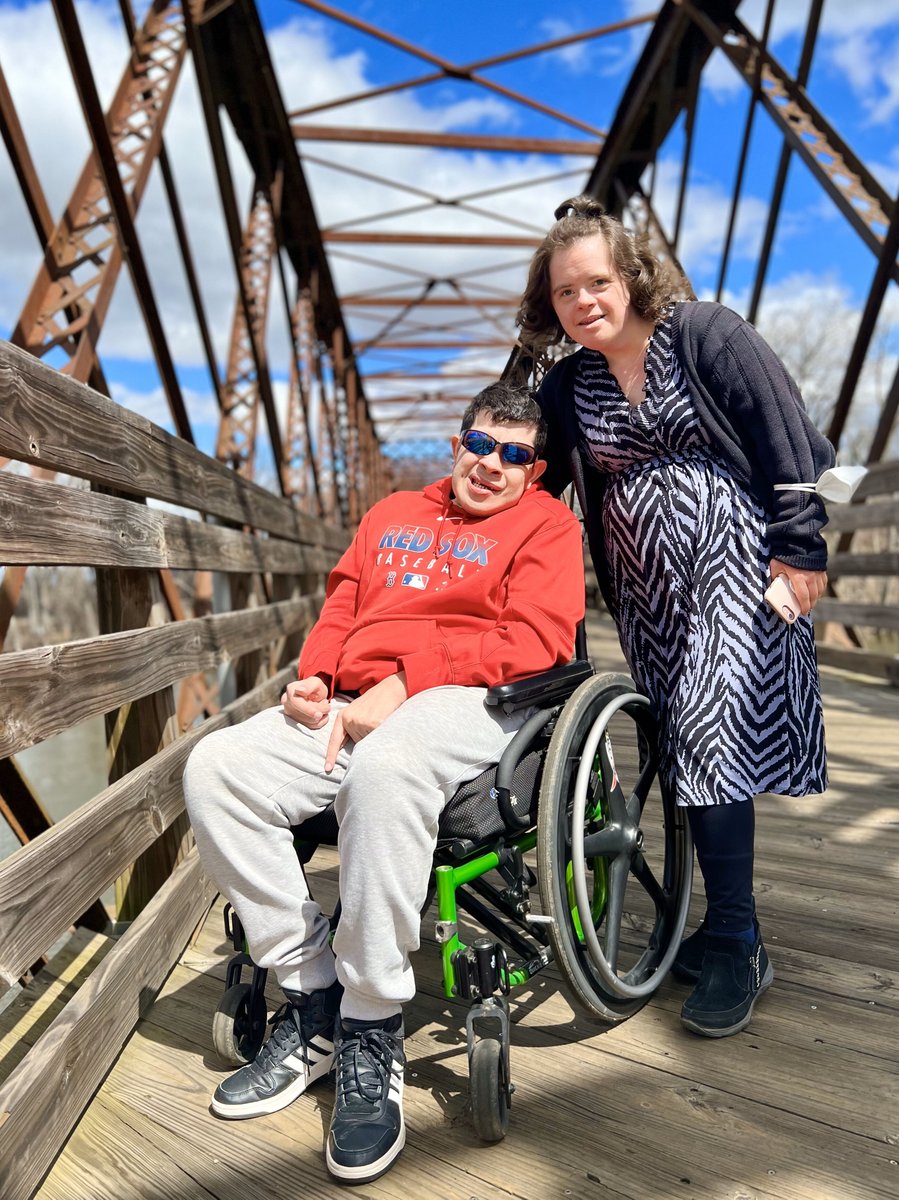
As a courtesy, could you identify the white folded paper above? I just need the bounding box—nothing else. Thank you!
[773,464,867,503]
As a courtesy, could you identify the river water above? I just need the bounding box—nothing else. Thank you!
[1,719,109,863]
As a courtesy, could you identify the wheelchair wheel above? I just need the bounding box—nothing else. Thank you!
[469,1038,509,1143]
[537,672,692,1024]
[212,982,267,1066]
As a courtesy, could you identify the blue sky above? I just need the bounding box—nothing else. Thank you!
[1,0,897,463]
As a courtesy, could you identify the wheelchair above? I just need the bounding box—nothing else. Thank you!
[210,656,693,1143]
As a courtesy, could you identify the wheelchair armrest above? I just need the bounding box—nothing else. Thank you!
[485,659,594,714]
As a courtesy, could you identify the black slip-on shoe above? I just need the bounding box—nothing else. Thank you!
[680,934,773,1038]
[670,921,709,984]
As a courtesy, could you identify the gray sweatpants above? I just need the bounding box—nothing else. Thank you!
[183,686,529,1021]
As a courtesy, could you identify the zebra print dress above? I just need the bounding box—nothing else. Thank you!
[574,313,828,807]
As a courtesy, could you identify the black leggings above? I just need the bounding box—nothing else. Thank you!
[687,800,755,933]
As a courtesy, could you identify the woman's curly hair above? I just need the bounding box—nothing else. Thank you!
[517,195,688,349]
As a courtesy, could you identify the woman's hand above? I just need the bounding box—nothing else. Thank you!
[281,676,330,729]
[769,559,827,617]
[324,672,409,773]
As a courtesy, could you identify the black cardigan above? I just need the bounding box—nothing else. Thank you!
[536,301,836,613]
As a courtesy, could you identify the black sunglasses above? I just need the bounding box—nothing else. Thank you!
[459,429,538,466]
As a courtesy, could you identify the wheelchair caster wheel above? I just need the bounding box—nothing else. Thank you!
[469,1038,510,1143]
[212,982,267,1066]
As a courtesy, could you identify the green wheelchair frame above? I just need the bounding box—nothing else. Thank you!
[212,661,693,1143]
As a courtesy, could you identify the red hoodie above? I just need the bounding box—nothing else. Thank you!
[299,477,585,697]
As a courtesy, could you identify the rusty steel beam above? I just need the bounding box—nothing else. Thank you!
[380,424,459,439]
[331,327,362,523]
[156,144,225,412]
[215,184,277,476]
[0,64,110,405]
[112,0,224,411]
[370,392,477,404]
[866,361,899,467]
[2,1,187,648]
[715,0,776,302]
[11,1,187,390]
[314,331,343,522]
[288,3,653,120]
[288,0,608,137]
[587,0,739,207]
[186,8,288,486]
[327,200,546,238]
[278,276,324,517]
[325,246,433,281]
[682,1,895,276]
[746,0,825,324]
[302,156,581,215]
[364,370,497,381]
[353,283,442,354]
[294,124,599,156]
[49,0,193,439]
[618,183,694,301]
[359,339,512,350]
[187,0,386,507]
[0,64,55,247]
[672,56,701,251]
[827,194,899,451]
[324,231,538,247]
[340,295,518,307]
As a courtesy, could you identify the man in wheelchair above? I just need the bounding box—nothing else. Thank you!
[183,382,585,1184]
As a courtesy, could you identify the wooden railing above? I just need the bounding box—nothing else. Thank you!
[817,460,899,686]
[0,340,350,1199]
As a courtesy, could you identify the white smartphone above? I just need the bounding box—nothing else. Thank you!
[764,574,798,624]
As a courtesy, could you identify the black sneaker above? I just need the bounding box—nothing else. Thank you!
[670,920,709,984]
[211,980,342,1119]
[680,934,773,1037]
[326,1014,406,1183]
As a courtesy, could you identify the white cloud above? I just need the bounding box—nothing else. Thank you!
[645,158,770,279]
[830,32,899,126]
[671,0,899,121]
[109,378,220,434]
[536,18,593,75]
[719,272,899,452]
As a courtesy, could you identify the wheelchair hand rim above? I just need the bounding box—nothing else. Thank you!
[570,691,690,1000]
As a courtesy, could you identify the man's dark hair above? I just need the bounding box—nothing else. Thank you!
[460,381,547,456]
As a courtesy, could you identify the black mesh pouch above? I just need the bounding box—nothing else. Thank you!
[438,740,547,843]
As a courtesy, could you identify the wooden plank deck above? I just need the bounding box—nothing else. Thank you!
[19,615,899,1200]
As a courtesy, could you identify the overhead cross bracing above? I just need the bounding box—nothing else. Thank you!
[1,0,898,494]
[0,1,897,605]
[280,0,898,486]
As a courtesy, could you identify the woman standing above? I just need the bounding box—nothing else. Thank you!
[519,195,835,1038]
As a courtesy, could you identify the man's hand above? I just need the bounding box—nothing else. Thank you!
[769,558,827,617]
[281,676,331,730]
[324,672,409,773]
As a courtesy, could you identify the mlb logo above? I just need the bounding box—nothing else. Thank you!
[401,573,429,590]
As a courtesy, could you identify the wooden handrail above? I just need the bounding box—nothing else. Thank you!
[0,339,348,549]
[0,596,324,758]
[0,666,293,991]
[0,474,340,573]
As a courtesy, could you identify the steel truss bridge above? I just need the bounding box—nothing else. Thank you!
[0,6,897,1195]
